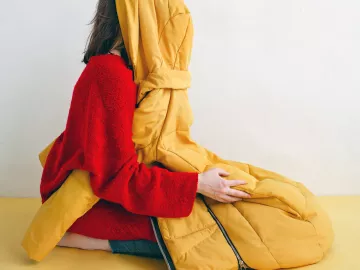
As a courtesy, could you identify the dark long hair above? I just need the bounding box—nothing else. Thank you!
[83,0,129,65]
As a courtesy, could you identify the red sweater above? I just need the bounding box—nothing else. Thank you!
[40,54,199,242]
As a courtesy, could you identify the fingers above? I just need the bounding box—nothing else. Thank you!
[227,188,251,198]
[218,195,243,203]
[225,180,247,187]
[215,169,230,177]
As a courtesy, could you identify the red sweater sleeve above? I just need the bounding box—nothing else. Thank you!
[77,56,198,218]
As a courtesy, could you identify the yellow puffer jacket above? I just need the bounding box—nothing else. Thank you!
[22,0,334,269]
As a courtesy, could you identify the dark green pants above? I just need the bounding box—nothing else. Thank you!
[109,240,162,259]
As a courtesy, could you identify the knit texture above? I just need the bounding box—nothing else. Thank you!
[40,54,198,241]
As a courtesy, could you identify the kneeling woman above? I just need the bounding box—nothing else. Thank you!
[41,0,250,258]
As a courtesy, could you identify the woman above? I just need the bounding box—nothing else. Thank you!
[42,0,250,258]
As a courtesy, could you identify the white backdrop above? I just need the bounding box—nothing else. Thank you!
[0,0,359,197]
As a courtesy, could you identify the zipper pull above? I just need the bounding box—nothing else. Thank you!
[240,260,250,269]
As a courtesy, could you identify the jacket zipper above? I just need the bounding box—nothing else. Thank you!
[203,199,251,270]
[150,217,176,270]
[151,205,251,270]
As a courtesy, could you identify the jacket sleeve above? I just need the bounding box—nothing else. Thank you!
[82,58,198,218]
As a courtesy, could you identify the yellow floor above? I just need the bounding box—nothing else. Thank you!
[0,197,359,270]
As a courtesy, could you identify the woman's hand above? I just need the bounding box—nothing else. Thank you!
[198,168,250,203]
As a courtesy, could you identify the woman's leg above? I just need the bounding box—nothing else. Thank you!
[58,232,162,259]
[58,232,111,251]
[109,240,162,258]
